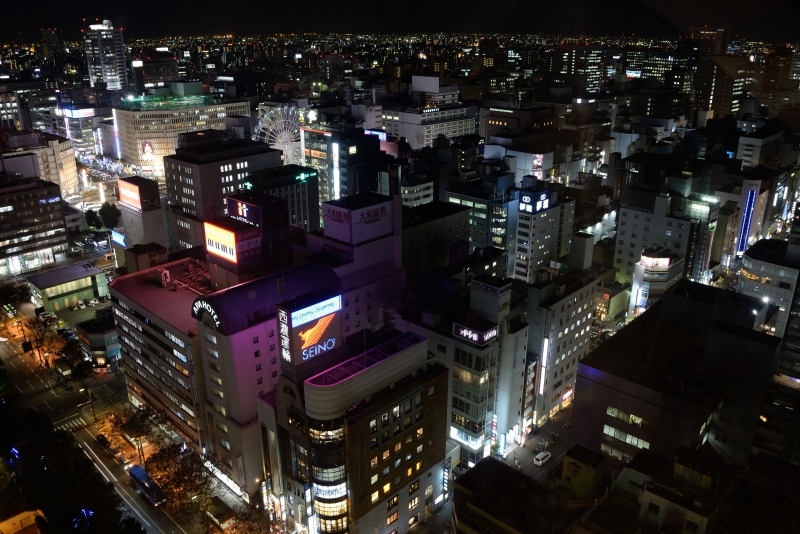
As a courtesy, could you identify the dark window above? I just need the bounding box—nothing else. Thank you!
[647,503,660,515]
[685,521,699,534]
[253,336,258,343]
[257,377,263,384]
[437,344,447,354]
[255,350,260,358]
[256,364,262,371]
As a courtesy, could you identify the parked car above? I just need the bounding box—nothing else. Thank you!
[88,298,99,306]
[99,295,110,303]
[77,301,86,309]
[534,451,552,466]
[95,434,110,448]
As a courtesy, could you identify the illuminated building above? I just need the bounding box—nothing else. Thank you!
[131,49,179,94]
[737,239,800,338]
[694,55,753,118]
[528,233,615,429]
[163,131,282,249]
[241,164,321,233]
[512,186,576,284]
[0,175,68,276]
[51,106,114,156]
[629,246,685,316]
[27,262,108,312]
[446,173,521,271]
[0,130,78,193]
[558,45,608,93]
[116,176,168,251]
[113,85,250,176]
[190,263,342,503]
[478,106,556,139]
[110,258,213,451]
[394,274,529,468]
[84,20,127,90]
[571,280,778,468]
[76,313,120,368]
[258,328,450,534]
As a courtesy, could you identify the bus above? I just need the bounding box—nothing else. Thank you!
[128,465,166,506]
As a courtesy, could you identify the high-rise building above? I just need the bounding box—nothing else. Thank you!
[131,49,179,94]
[257,326,449,534]
[0,174,68,276]
[558,45,607,93]
[1,130,79,193]
[695,55,753,118]
[527,234,616,429]
[628,246,685,316]
[162,131,282,249]
[40,29,60,62]
[116,176,168,251]
[110,258,213,450]
[84,20,127,90]
[512,187,575,284]
[689,25,732,56]
[113,83,250,176]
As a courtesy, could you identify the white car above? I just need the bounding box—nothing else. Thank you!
[534,451,552,466]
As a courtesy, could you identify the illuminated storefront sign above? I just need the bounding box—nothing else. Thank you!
[364,129,387,141]
[295,171,317,182]
[204,222,261,263]
[640,256,671,268]
[111,230,126,247]
[225,197,262,227]
[520,191,551,214]
[278,296,342,365]
[118,180,142,211]
[453,322,499,346]
[192,299,221,328]
[332,142,340,199]
[132,60,144,67]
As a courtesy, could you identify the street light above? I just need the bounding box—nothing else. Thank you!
[80,387,97,423]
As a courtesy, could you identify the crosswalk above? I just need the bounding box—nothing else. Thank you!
[90,384,113,399]
[54,416,88,432]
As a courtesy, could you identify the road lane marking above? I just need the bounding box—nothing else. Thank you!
[26,380,35,389]
[44,401,53,411]
[115,487,153,528]
[79,437,117,482]
[8,361,16,369]
[15,384,23,393]
[53,413,81,425]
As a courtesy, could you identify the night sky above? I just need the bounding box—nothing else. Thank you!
[5,0,800,42]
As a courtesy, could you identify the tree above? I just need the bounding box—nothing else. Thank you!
[148,444,222,532]
[98,202,121,229]
[62,338,83,363]
[108,406,161,469]
[27,317,54,362]
[0,365,145,533]
[71,360,95,381]
[85,209,101,229]
[232,502,272,534]
[0,282,30,327]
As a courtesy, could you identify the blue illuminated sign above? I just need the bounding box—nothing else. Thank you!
[111,230,126,247]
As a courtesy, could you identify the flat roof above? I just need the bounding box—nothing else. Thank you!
[402,201,470,230]
[110,258,214,337]
[744,239,798,269]
[325,191,392,211]
[168,139,279,164]
[306,332,425,387]
[27,262,103,289]
[566,444,606,469]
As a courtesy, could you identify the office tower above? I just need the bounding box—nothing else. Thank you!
[395,274,529,465]
[446,172,521,272]
[84,20,127,90]
[113,83,250,176]
[558,45,607,93]
[0,130,78,193]
[55,106,114,156]
[571,280,779,467]
[240,164,321,233]
[513,187,575,284]
[0,173,67,276]
[41,29,60,62]
[791,52,800,81]
[115,176,168,251]
[694,55,752,118]
[163,131,282,249]
[527,234,615,429]
[689,25,732,56]
[110,258,212,450]
[258,325,449,534]
[131,49,179,94]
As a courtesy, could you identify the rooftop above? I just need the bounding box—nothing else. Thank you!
[402,201,470,230]
[76,315,116,334]
[325,191,392,211]
[117,93,234,111]
[566,444,606,469]
[110,258,214,338]
[168,139,279,164]
[744,239,799,270]
[306,331,425,386]
[27,262,102,289]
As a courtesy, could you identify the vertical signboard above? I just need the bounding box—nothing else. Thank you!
[277,296,342,366]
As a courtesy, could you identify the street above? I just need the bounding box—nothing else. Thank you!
[507,403,574,482]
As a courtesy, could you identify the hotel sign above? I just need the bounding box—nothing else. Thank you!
[204,222,261,263]
[192,299,221,328]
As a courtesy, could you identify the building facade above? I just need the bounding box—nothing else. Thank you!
[84,20,126,90]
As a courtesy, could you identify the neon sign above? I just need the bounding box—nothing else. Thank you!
[520,191,550,214]
[192,299,220,328]
[453,322,499,346]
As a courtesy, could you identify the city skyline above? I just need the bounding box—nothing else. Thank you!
[3,0,800,43]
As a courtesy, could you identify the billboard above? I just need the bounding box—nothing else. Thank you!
[277,296,342,365]
[322,199,393,245]
[204,222,261,263]
[118,180,142,211]
[141,140,155,162]
[453,322,499,346]
[225,197,262,227]
[519,190,552,214]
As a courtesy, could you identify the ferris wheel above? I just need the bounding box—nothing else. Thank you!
[252,105,302,165]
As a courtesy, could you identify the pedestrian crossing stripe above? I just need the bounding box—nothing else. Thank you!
[90,384,113,398]
[55,417,87,432]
